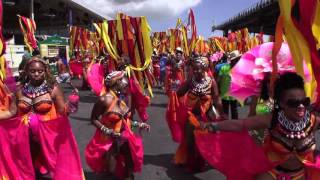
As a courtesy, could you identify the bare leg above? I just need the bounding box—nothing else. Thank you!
[121,142,134,180]
[103,149,117,174]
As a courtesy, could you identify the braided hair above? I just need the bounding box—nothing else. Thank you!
[271,72,305,128]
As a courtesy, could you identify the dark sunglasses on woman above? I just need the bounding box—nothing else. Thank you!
[286,97,311,108]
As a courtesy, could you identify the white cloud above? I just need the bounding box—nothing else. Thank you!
[73,0,201,21]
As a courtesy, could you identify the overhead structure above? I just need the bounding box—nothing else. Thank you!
[212,0,279,35]
[3,0,106,40]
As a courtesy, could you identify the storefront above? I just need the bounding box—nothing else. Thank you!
[39,35,69,59]
[39,35,69,75]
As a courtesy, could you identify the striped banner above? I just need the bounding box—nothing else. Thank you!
[17,15,37,52]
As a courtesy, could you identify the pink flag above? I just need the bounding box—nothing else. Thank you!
[87,63,105,96]
[37,116,84,180]
[129,76,150,122]
[195,130,274,180]
[0,117,35,179]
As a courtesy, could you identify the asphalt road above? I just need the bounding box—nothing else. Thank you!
[63,79,319,180]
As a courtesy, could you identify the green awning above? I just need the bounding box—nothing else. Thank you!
[39,35,69,46]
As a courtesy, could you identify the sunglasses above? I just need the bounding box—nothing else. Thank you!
[285,97,310,108]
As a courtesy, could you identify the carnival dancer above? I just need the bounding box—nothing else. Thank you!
[201,73,320,180]
[16,56,83,179]
[69,54,84,78]
[85,71,150,180]
[152,50,161,87]
[170,56,225,172]
[159,52,168,87]
[56,54,72,85]
[165,48,186,145]
[248,72,274,117]
[82,54,91,90]
[247,72,274,143]
[165,47,185,94]
[216,50,241,119]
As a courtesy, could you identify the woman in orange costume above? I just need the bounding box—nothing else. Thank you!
[152,53,161,87]
[16,57,83,179]
[202,73,320,180]
[173,56,225,172]
[165,48,185,94]
[165,48,187,143]
[85,71,150,180]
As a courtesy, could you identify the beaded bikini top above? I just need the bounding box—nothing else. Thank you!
[18,81,53,114]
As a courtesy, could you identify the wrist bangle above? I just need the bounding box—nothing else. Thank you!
[132,121,139,127]
[100,125,112,135]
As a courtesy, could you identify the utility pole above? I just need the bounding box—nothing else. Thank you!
[30,0,34,20]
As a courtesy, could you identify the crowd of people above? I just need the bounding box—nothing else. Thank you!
[0,43,319,180]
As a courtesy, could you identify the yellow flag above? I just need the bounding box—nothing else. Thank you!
[312,1,320,49]
[278,0,317,100]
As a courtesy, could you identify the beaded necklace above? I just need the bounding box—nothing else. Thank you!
[22,81,50,98]
[278,110,310,139]
[190,76,212,96]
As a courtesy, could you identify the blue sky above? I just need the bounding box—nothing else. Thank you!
[76,0,261,38]
[148,0,260,38]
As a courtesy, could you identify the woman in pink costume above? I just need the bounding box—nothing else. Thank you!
[16,56,83,179]
[85,71,150,179]
[201,73,320,180]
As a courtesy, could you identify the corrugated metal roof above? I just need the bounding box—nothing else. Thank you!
[212,0,278,34]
